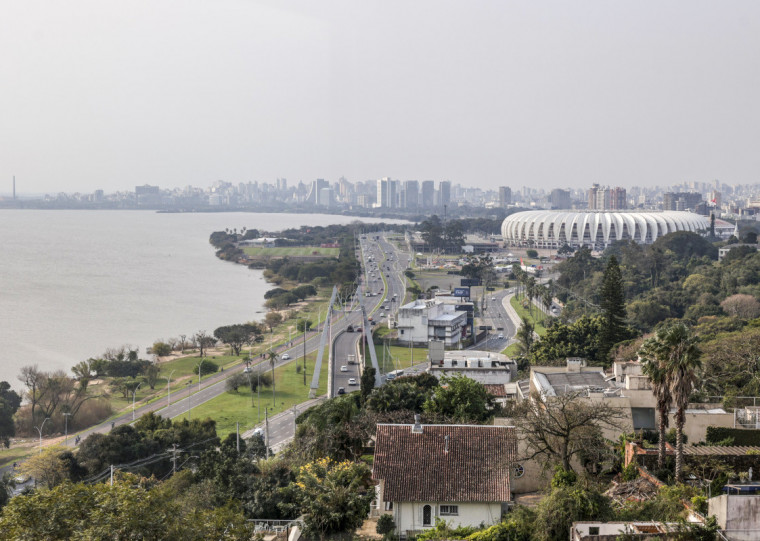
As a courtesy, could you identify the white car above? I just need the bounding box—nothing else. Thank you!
[498,333,505,339]
[340,365,348,372]
[348,378,357,385]
[281,353,290,360]
[243,366,252,373]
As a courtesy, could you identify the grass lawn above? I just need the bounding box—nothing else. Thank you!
[510,294,548,337]
[175,348,329,438]
[0,443,37,469]
[369,342,426,373]
[502,343,522,357]
[243,246,339,257]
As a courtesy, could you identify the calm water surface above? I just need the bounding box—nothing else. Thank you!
[0,210,400,387]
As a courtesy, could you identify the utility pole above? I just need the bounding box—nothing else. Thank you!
[236,422,240,454]
[110,465,114,486]
[62,412,72,445]
[171,444,177,474]
[265,408,270,450]
[303,319,307,386]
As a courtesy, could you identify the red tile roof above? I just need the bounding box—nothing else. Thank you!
[484,384,507,398]
[372,424,516,503]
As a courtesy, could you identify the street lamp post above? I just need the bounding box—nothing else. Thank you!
[35,417,51,454]
[167,369,176,407]
[196,360,204,393]
[62,412,72,445]
[132,382,142,421]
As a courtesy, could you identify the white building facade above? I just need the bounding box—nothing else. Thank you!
[396,299,468,347]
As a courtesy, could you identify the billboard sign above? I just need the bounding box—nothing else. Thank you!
[453,287,470,298]
[460,278,481,287]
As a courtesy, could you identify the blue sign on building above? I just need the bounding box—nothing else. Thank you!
[453,287,470,297]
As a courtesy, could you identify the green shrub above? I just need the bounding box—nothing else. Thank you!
[706,426,760,446]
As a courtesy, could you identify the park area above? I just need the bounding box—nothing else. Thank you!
[242,246,339,257]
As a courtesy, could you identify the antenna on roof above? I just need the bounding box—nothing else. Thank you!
[412,414,423,434]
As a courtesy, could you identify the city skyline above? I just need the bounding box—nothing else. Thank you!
[2,1,760,194]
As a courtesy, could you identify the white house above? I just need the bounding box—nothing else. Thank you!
[396,299,468,347]
[372,421,516,538]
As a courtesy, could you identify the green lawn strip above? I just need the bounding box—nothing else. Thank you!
[510,294,548,337]
[243,246,339,257]
[502,343,522,357]
[370,342,426,374]
[0,445,37,469]
[175,348,329,439]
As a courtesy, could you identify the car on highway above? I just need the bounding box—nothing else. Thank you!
[498,333,505,339]
[243,366,252,373]
[340,365,348,372]
[338,387,346,395]
[346,325,354,332]
[252,428,264,438]
[348,378,357,386]
[281,353,290,360]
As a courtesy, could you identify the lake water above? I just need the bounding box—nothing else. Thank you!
[0,210,401,387]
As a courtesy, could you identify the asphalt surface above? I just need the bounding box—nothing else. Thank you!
[473,287,516,351]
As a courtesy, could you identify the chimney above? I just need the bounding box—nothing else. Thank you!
[412,414,423,434]
[444,434,450,453]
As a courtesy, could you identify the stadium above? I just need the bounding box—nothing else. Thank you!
[501,210,711,249]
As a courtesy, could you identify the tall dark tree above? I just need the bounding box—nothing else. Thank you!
[599,256,628,361]
[360,367,376,404]
[0,381,22,448]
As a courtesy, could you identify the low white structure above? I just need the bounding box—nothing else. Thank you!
[427,349,516,384]
[372,422,515,537]
[396,299,468,347]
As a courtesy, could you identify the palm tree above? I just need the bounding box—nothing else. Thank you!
[264,349,279,407]
[516,316,535,355]
[639,323,701,481]
[639,339,672,470]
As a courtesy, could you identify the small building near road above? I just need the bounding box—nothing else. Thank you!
[427,349,517,385]
[372,421,516,538]
[396,299,468,347]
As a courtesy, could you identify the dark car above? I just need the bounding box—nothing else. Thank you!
[346,325,354,332]
[337,387,346,395]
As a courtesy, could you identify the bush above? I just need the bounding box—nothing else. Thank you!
[526,249,538,258]
[151,342,173,357]
[197,359,219,377]
[706,426,760,446]
[225,373,248,393]
[376,514,395,537]
[621,463,639,482]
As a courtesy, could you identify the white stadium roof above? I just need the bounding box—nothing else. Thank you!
[501,210,710,248]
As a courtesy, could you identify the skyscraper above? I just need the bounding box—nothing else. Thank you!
[439,181,451,207]
[375,177,397,208]
[403,180,419,208]
[499,186,512,207]
[421,180,435,208]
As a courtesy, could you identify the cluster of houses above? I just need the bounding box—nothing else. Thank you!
[368,345,760,540]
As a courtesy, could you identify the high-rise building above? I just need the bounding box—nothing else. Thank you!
[549,189,571,209]
[421,180,435,208]
[403,180,419,208]
[439,181,451,207]
[609,187,627,210]
[499,186,512,207]
[375,177,397,208]
[663,192,702,211]
[306,179,329,205]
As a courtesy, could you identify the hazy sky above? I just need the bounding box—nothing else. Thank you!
[2,1,759,194]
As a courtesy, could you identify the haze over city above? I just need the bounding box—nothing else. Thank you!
[2,1,760,194]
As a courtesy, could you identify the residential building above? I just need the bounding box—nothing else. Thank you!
[499,186,512,207]
[396,299,468,347]
[372,421,515,535]
[571,522,688,540]
[439,180,451,207]
[549,188,571,209]
[421,181,435,208]
[403,180,419,209]
[427,349,516,384]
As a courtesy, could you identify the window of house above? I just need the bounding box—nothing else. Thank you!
[439,505,458,516]
[588,527,600,535]
[400,330,404,334]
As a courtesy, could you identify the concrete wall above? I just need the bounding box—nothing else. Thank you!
[709,494,760,541]
[665,411,734,443]
[394,501,502,534]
